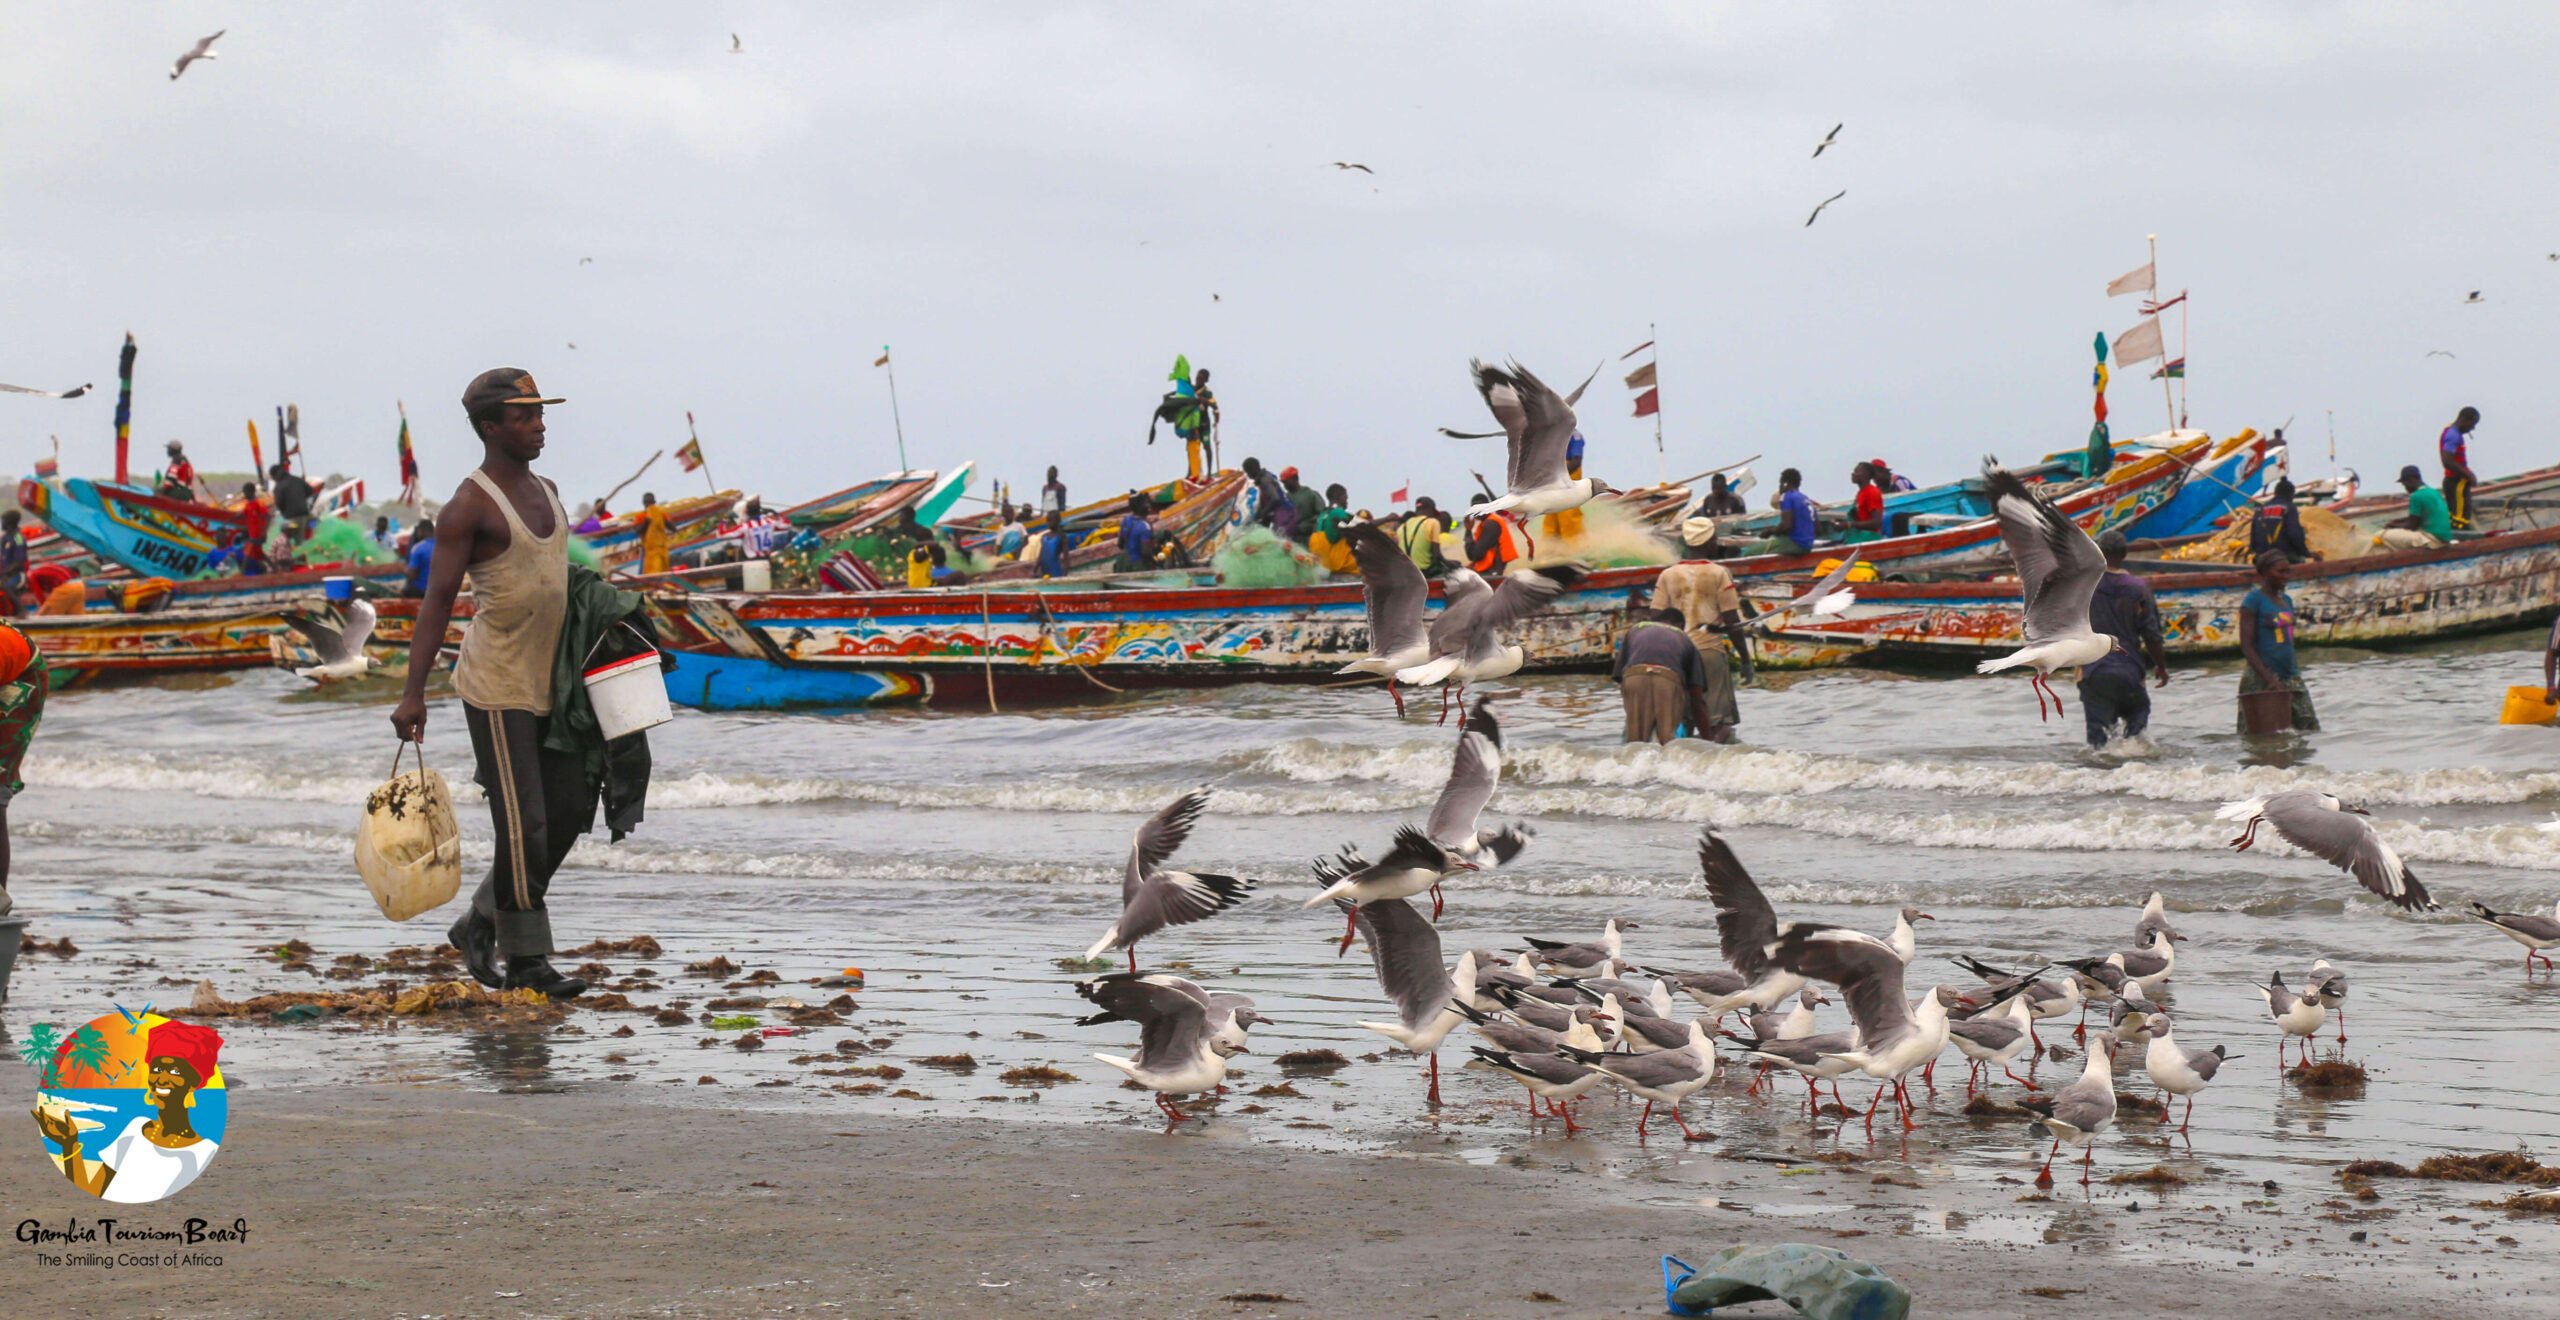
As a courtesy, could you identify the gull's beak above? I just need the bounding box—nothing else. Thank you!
[1916,913,1937,922]
[2348,805,2371,815]
[1589,1012,1615,1023]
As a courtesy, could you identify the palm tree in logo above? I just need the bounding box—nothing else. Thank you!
[17,1023,62,1083]
[61,1025,117,1082]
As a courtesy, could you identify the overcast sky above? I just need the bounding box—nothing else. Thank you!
[2,3,2548,514]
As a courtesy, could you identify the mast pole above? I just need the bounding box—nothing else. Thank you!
[883,345,910,472]
[2150,235,2174,432]
[1652,322,1665,487]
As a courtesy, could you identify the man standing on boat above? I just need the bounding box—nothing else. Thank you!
[389,367,591,1001]
[637,492,672,575]
[2078,531,2168,749]
[2237,550,2317,733]
[2439,406,2479,530]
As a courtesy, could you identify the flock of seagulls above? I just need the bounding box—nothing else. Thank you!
[1058,361,2558,1193]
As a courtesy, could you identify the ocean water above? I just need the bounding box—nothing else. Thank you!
[10,629,2560,1195]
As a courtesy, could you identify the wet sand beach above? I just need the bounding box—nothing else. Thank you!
[4,1084,2556,1320]
[10,638,2560,1316]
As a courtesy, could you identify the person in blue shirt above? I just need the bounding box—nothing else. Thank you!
[1113,495,1157,570]
[1037,510,1069,579]
[2078,530,2169,748]
[2237,550,2318,732]
[403,516,436,598]
[2440,405,2478,530]
[1744,468,1819,556]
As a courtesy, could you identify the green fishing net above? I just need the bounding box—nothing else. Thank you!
[1212,525,1322,588]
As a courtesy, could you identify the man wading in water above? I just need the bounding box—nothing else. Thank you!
[390,368,589,1000]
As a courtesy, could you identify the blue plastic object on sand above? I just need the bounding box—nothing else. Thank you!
[1662,1244,1911,1320]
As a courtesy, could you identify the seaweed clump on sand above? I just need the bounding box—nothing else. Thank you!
[2114,1091,2169,1121]
[1273,1048,1349,1074]
[2342,1151,2560,1188]
[564,935,664,958]
[1000,1065,1075,1087]
[2287,1057,2370,1090]
[2108,1165,2187,1187]
[914,1054,977,1072]
[1963,1093,2033,1118]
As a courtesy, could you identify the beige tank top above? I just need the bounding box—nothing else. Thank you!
[451,469,569,714]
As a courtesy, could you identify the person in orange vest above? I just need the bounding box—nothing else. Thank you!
[0,618,45,914]
[1464,495,1526,576]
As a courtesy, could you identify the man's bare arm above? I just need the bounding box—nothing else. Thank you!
[389,483,491,742]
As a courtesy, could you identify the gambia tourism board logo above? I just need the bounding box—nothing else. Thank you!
[24,1009,227,1203]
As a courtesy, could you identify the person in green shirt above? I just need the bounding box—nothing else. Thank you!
[2372,464,2453,551]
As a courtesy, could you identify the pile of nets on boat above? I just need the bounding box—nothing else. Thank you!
[1213,525,1323,588]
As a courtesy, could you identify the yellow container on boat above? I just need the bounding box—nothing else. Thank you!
[2500,685,2557,725]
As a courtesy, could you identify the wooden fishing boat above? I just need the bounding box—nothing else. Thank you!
[970,472,1247,582]
[662,650,929,710]
[16,603,295,679]
[582,489,741,568]
[15,477,249,578]
[1755,522,2560,669]
[2326,461,2560,533]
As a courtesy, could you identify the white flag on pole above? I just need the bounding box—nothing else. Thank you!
[2112,316,2165,366]
[2106,262,2154,297]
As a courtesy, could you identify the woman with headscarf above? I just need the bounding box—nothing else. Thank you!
[33,1020,224,1202]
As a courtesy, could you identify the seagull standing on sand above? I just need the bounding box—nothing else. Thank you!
[1562,1019,1719,1140]
[2466,898,2560,972]
[1805,190,1846,226]
[1952,954,2080,1046]
[1975,460,2114,721]
[2021,1031,2121,1186]
[2217,791,2436,910]
[1886,906,1934,964]
[1083,789,1257,972]
[2139,1013,2231,1135]
[2134,890,2181,945]
[288,599,380,683]
[1467,1046,1607,1132]
[1946,992,2041,1094]
[2305,958,2349,1044]
[1811,123,1843,158]
[1075,973,1267,1062]
[1334,521,1431,714]
[1520,918,1635,980]
[1697,829,1961,1130]
[1454,360,1614,526]
[170,30,224,80]
[2257,971,2327,1068]
[1395,563,1588,715]
[1077,973,1248,1122]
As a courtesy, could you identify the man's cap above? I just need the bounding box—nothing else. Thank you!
[1280,465,1299,480]
[1680,516,1717,546]
[2399,464,2424,483]
[462,368,565,414]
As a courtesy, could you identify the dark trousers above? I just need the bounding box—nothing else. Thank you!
[2445,471,2473,529]
[2078,666,2152,749]
[465,704,594,957]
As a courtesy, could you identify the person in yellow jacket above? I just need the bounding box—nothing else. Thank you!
[906,543,934,589]
[638,492,672,575]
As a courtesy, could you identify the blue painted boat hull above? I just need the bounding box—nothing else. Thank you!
[2120,437,2273,540]
[663,650,929,710]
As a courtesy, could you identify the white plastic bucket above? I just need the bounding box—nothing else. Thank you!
[585,648,673,739]
[739,559,772,592]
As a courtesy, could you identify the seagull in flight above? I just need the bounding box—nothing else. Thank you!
[731,33,744,54]
[0,382,92,399]
[2464,291,2485,303]
[2425,350,2455,358]
[288,599,380,683]
[2216,790,2436,912]
[1082,789,1258,971]
[1805,190,1846,227]
[579,257,594,265]
[1330,162,1374,174]
[1811,123,1843,158]
[1975,460,2114,720]
[171,30,224,81]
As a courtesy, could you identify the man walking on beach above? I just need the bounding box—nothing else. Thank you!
[2078,530,2168,748]
[2439,406,2479,530]
[390,368,589,1000]
[2237,550,2317,733]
